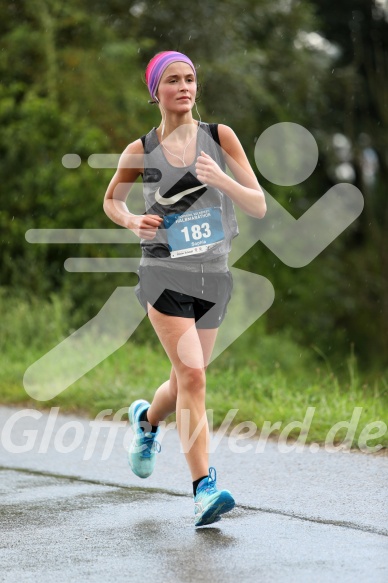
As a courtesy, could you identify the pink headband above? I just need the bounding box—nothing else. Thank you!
[145,51,196,101]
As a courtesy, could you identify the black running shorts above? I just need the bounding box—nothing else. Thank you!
[135,266,233,329]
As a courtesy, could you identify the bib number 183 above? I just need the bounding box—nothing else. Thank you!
[181,222,211,242]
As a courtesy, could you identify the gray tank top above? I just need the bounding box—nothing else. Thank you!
[139,122,239,270]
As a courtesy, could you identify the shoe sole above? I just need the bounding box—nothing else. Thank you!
[195,491,235,527]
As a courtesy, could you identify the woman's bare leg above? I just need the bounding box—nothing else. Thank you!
[147,367,178,425]
[146,304,218,481]
[147,328,218,425]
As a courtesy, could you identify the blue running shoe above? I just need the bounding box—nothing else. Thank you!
[194,467,235,527]
[128,399,161,479]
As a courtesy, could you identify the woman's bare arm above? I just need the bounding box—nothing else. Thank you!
[103,139,162,239]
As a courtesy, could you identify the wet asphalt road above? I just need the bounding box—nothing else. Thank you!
[0,405,387,582]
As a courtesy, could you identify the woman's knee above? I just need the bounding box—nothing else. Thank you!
[176,366,206,394]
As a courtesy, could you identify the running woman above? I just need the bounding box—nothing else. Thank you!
[103,51,266,526]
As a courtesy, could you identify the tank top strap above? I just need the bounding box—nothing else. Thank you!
[140,128,159,154]
[199,123,226,171]
[208,123,220,145]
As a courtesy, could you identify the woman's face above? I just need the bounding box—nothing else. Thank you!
[156,61,196,111]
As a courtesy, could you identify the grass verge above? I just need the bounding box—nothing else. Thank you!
[0,290,387,452]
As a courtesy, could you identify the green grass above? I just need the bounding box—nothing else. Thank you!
[1,289,387,451]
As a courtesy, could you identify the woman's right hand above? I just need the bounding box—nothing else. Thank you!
[129,214,163,239]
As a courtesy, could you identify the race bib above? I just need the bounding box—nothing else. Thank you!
[163,207,225,258]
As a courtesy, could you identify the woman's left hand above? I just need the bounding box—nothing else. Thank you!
[195,151,225,189]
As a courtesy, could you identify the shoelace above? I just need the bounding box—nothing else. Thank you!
[140,432,161,458]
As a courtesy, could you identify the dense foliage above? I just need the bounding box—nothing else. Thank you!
[1,0,386,374]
